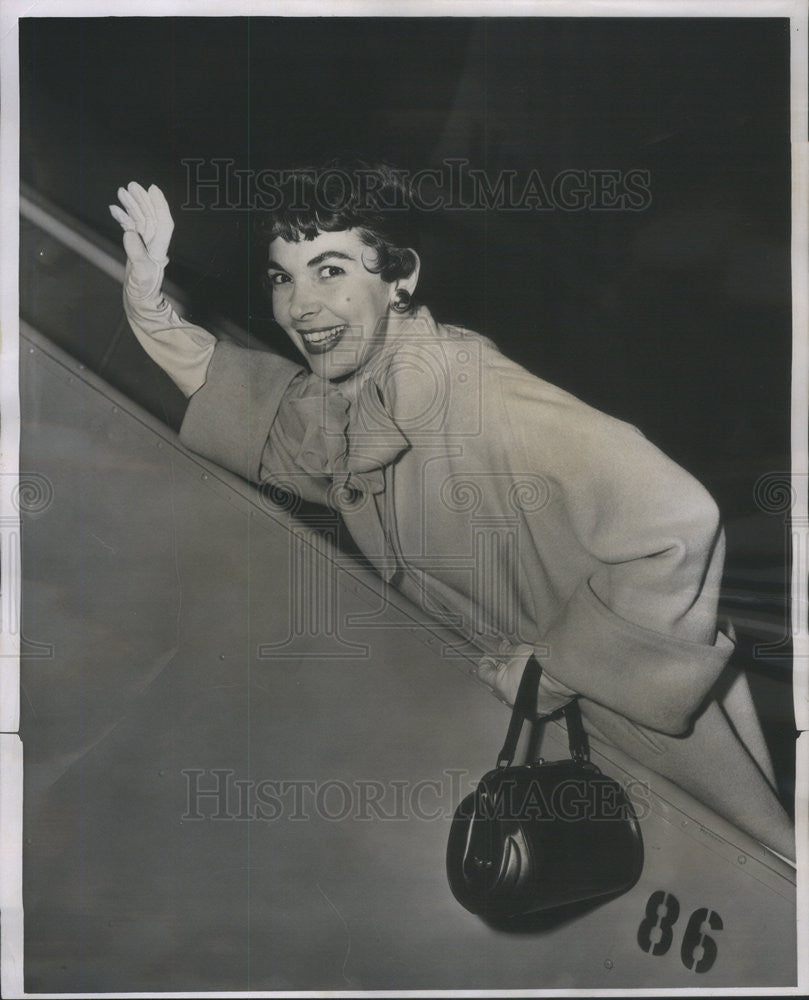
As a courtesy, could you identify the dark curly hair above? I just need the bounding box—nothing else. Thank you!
[254,159,420,292]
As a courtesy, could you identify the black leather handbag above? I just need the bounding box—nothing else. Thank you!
[446,655,644,920]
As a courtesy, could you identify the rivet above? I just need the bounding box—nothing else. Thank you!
[737,854,746,865]
[604,959,614,970]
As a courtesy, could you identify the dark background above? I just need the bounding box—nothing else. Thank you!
[19,16,795,796]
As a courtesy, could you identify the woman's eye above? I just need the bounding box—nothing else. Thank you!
[319,265,345,279]
[268,272,290,286]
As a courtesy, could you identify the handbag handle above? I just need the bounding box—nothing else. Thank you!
[496,654,589,768]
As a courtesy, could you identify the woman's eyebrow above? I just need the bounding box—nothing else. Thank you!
[267,250,355,271]
[307,250,355,267]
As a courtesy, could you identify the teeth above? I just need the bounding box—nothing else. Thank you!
[301,325,345,345]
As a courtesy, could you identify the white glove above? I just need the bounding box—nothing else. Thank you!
[109,181,174,300]
[109,181,215,398]
[477,643,577,714]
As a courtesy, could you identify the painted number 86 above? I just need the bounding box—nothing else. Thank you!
[637,890,723,973]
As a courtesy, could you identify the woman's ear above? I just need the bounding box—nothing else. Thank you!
[394,249,421,299]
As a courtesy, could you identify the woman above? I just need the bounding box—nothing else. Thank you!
[110,164,794,859]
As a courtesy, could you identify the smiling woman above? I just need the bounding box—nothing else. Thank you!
[265,229,419,380]
[110,161,794,862]
[259,163,422,380]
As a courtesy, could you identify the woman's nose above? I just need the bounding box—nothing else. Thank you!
[288,281,320,320]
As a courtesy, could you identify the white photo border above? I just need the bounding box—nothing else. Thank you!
[1,2,806,997]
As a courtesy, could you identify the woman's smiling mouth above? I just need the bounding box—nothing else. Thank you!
[297,324,348,354]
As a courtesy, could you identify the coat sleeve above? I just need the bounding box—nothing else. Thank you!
[122,262,341,506]
[503,377,734,735]
[178,341,304,483]
[122,265,316,491]
[122,260,218,398]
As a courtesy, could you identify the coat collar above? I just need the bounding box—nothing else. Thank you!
[287,306,441,496]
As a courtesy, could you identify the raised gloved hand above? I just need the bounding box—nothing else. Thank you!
[109,181,174,300]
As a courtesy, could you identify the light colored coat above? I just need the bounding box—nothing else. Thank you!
[127,286,794,856]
